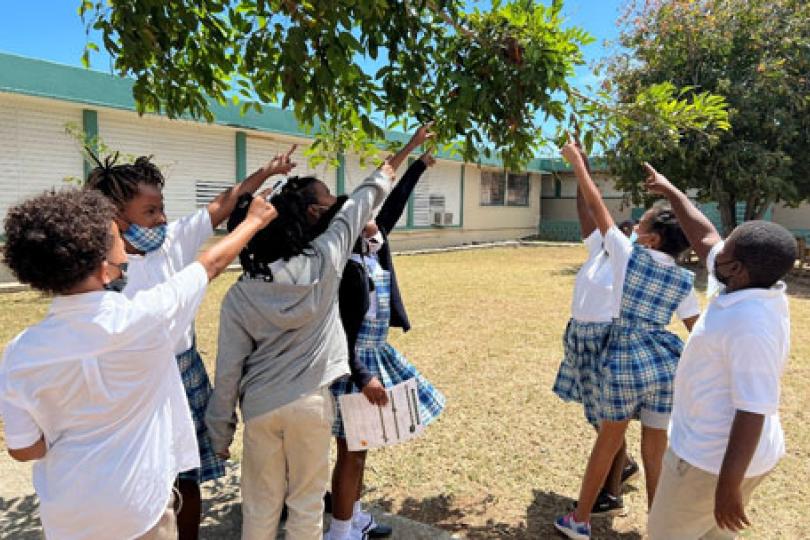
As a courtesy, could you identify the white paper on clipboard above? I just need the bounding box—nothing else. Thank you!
[338,378,424,452]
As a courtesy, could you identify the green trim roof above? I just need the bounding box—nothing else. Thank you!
[0,51,591,173]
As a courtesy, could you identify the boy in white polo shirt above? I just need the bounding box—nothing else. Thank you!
[0,188,276,540]
[643,164,796,539]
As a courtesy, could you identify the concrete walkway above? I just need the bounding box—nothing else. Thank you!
[0,457,454,539]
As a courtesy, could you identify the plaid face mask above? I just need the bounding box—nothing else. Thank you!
[122,223,168,253]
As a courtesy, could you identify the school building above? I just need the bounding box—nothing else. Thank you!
[0,52,551,263]
[539,169,810,243]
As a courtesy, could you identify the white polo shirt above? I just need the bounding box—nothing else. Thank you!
[0,263,208,540]
[124,208,214,355]
[570,230,614,323]
[603,226,701,321]
[669,242,789,477]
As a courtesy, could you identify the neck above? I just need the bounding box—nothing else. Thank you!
[64,277,105,295]
[123,238,145,256]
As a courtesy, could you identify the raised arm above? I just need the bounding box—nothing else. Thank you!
[207,145,297,227]
[643,163,722,262]
[384,123,435,173]
[561,141,614,235]
[376,153,433,234]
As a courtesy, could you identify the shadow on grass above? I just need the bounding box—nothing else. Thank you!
[0,494,42,539]
[372,490,643,539]
[200,470,244,540]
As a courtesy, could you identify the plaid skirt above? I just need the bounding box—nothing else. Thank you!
[176,345,226,483]
[552,319,612,427]
[597,321,684,423]
[331,323,445,439]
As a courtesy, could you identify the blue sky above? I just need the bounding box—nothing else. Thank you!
[0,0,625,86]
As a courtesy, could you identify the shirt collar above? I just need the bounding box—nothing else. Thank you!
[713,281,787,308]
[48,290,112,315]
[646,248,676,266]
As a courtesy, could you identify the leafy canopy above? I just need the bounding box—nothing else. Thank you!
[80,0,729,171]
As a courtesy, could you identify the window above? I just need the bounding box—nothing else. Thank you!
[507,173,530,206]
[480,170,531,207]
[480,171,506,205]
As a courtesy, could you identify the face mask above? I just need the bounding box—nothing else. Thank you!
[123,223,167,253]
[364,231,385,254]
[104,262,129,293]
[629,231,638,244]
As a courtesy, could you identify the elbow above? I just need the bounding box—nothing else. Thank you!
[8,445,45,462]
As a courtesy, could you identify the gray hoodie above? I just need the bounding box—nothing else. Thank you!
[205,170,392,453]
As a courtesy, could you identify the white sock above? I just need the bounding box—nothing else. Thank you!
[353,500,363,518]
[329,517,353,540]
[352,500,372,529]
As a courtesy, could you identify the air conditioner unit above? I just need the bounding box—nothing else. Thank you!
[432,211,444,226]
[443,212,454,225]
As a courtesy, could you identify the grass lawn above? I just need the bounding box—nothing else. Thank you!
[1,245,809,538]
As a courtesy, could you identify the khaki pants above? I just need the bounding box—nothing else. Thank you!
[648,448,768,540]
[137,492,177,540]
[241,386,335,540]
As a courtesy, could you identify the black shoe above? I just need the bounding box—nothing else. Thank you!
[621,459,640,485]
[572,489,626,517]
[324,491,332,514]
[591,490,626,517]
[281,503,288,522]
[366,524,393,538]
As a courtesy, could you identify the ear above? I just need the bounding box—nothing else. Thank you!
[98,261,112,286]
[305,204,320,224]
[648,231,663,250]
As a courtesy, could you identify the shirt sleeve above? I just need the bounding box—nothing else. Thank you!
[313,170,392,271]
[166,209,215,268]
[205,293,254,454]
[126,262,209,347]
[583,230,603,256]
[1,398,43,450]
[675,288,701,320]
[706,241,725,296]
[727,332,783,416]
[603,226,633,283]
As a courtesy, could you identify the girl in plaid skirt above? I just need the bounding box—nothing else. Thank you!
[552,148,639,518]
[326,154,446,540]
[555,141,701,540]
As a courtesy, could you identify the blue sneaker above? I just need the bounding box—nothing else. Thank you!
[554,512,591,539]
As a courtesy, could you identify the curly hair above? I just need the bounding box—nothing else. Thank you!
[4,189,116,294]
[84,152,165,210]
[228,176,347,275]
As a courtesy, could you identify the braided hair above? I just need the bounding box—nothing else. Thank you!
[648,207,690,258]
[228,176,348,276]
[84,152,165,210]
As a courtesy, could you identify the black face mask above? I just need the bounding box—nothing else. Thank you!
[104,275,129,293]
[714,260,734,288]
[308,195,349,239]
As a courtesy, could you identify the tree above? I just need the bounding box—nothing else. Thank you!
[80,0,728,171]
[605,0,810,235]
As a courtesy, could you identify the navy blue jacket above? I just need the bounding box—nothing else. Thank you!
[339,158,427,387]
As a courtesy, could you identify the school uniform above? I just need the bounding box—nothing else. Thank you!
[331,255,445,438]
[648,242,789,539]
[0,263,208,540]
[599,227,700,429]
[331,158,444,440]
[123,208,225,484]
[553,230,614,427]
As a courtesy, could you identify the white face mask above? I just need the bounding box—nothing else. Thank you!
[364,231,385,254]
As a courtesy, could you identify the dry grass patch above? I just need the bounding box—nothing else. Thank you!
[1,245,809,539]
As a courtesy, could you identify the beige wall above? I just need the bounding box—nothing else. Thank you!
[771,203,810,230]
[540,198,633,222]
[389,227,535,250]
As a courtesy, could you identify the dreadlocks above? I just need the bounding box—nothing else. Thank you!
[84,152,165,210]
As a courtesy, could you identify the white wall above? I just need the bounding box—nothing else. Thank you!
[246,133,337,193]
[0,93,84,227]
[98,109,234,221]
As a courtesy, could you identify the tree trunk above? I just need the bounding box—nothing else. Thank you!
[718,196,737,237]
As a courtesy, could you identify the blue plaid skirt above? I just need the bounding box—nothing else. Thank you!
[597,321,684,423]
[331,269,445,439]
[552,319,612,427]
[176,345,226,483]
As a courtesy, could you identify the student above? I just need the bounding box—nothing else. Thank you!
[643,165,795,539]
[327,151,446,540]
[555,142,700,539]
[205,126,433,540]
[85,148,296,538]
[0,188,276,540]
[552,145,639,518]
